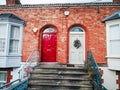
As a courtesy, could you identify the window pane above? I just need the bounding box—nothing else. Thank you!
[43,28,56,33]
[110,24,120,40]
[110,40,120,55]
[0,39,5,52]
[0,24,7,38]
[0,72,6,81]
[10,25,20,39]
[70,27,83,32]
[9,40,19,53]
[0,24,6,53]
[0,72,7,87]
[9,25,20,54]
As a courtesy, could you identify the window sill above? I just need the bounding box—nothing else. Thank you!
[106,56,120,59]
[0,54,22,57]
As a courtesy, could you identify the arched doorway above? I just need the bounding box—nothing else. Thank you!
[69,27,85,64]
[41,27,57,62]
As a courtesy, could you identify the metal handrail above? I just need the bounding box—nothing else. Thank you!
[0,79,20,89]
[5,79,28,90]
[86,50,107,90]
[19,50,40,80]
[0,50,40,90]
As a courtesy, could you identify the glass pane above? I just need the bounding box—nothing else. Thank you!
[0,72,6,81]
[0,24,7,38]
[70,27,83,32]
[10,25,20,39]
[0,83,6,87]
[0,24,6,53]
[0,39,5,53]
[110,40,120,55]
[9,25,20,54]
[9,40,19,53]
[43,28,56,33]
[110,24,120,40]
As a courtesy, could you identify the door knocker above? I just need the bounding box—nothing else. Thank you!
[73,39,81,49]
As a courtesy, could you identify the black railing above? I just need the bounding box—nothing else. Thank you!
[5,79,28,90]
[85,50,107,90]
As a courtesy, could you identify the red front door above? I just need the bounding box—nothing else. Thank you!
[41,28,57,62]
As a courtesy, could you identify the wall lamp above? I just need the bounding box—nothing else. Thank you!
[64,11,70,16]
[33,27,38,33]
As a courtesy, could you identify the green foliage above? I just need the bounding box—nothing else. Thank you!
[84,60,95,79]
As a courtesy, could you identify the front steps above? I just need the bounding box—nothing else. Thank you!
[28,63,93,90]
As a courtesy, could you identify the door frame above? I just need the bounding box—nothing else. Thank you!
[68,27,85,64]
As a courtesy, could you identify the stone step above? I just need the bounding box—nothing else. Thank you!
[30,74,89,79]
[32,70,87,74]
[30,76,89,81]
[28,82,93,88]
[28,63,93,90]
[32,70,86,75]
[33,68,86,74]
[37,63,84,67]
[35,65,85,70]
[28,87,93,90]
[28,80,91,85]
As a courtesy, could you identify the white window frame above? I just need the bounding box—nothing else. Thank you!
[106,19,120,58]
[0,71,7,87]
[0,22,23,56]
[0,24,7,54]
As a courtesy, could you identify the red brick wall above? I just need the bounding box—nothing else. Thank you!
[6,0,20,5]
[6,0,15,5]
[116,72,120,90]
[113,0,120,2]
[0,6,120,64]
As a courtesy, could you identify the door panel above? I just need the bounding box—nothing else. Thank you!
[42,32,56,62]
[69,34,84,64]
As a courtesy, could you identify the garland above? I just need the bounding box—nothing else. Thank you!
[73,39,81,49]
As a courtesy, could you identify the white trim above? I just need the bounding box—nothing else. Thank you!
[106,56,120,59]
[106,19,120,57]
[70,32,84,34]
[0,20,24,68]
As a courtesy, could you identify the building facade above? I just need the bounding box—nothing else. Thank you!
[0,0,120,89]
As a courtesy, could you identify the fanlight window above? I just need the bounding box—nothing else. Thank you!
[70,27,83,32]
[43,27,56,33]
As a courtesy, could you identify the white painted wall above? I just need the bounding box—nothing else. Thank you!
[11,67,20,82]
[108,58,120,70]
[100,67,118,90]
[11,62,38,82]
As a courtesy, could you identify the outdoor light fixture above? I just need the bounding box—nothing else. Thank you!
[33,27,38,33]
[64,11,69,16]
